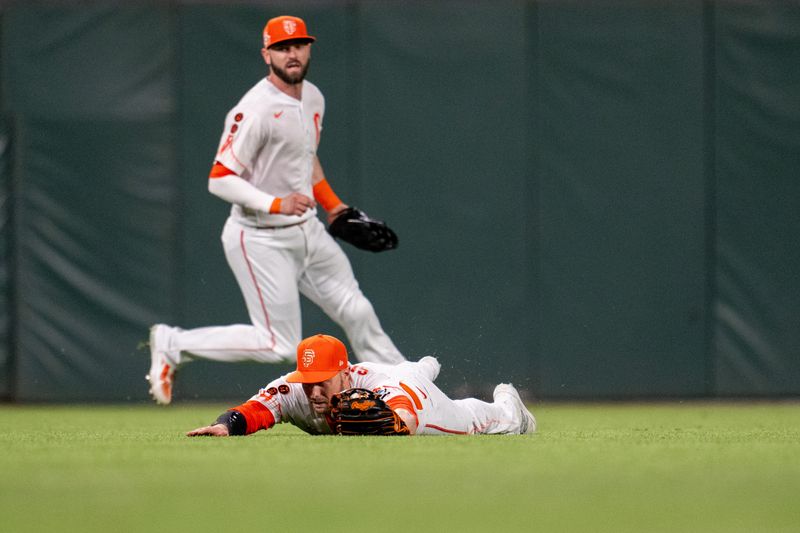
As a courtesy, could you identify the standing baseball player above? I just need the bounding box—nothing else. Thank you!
[147,15,404,405]
[187,334,537,437]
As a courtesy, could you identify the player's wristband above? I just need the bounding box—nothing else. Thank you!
[312,179,343,211]
[269,197,282,214]
[214,410,247,436]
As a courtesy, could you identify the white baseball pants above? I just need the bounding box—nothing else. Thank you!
[388,362,525,435]
[164,215,404,366]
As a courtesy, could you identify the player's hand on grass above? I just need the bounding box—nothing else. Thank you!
[281,193,315,216]
[186,423,230,437]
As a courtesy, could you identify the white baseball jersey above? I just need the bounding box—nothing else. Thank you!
[159,76,404,367]
[228,360,524,436]
[215,78,323,228]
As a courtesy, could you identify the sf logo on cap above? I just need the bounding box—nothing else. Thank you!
[283,19,297,35]
[302,349,315,368]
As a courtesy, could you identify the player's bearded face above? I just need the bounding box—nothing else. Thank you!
[271,58,310,84]
[302,372,350,414]
[268,43,311,85]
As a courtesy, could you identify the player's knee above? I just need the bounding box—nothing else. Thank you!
[251,328,296,363]
[273,337,299,362]
[340,294,376,323]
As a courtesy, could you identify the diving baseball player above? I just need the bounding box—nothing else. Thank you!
[147,16,404,405]
[186,334,537,437]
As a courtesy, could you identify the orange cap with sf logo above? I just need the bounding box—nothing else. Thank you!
[285,334,348,383]
[263,15,316,49]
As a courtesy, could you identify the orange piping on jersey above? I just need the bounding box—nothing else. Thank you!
[218,134,234,157]
[231,400,276,434]
[217,137,249,174]
[240,230,276,350]
[312,178,343,211]
[399,382,423,410]
[269,197,282,214]
[424,424,469,435]
[313,112,321,146]
[209,161,236,178]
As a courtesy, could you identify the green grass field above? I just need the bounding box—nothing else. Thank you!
[1,402,799,532]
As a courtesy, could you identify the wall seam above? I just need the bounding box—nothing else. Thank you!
[702,0,718,397]
[347,1,362,205]
[525,0,541,396]
[170,3,184,325]
[1,10,19,400]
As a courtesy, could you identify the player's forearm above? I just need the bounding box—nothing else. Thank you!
[394,408,418,435]
[214,400,277,436]
[311,157,345,216]
[208,174,280,213]
[310,155,326,186]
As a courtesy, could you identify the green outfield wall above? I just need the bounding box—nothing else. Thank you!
[0,1,798,401]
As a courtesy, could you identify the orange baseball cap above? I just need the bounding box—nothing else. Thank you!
[263,15,316,49]
[285,334,349,383]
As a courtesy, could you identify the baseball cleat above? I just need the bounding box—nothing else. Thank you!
[417,356,441,381]
[493,383,537,434]
[147,324,176,405]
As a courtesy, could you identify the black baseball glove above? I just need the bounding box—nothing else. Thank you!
[328,207,398,253]
[330,388,410,436]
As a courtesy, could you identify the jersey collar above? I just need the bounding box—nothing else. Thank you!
[264,77,305,104]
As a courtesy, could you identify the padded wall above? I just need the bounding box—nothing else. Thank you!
[712,2,800,395]
[2,6,177,400]
[0,90,9,397]
[1,1,798,401]
[355,3,532,394]
[534,2,708,397]
[0,16,10,398]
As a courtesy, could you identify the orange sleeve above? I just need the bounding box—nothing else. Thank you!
[209,161,236,178]
[312,178,343,211]
[230,400,276,434]
[386,395,418,427]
